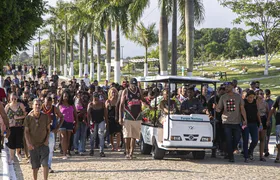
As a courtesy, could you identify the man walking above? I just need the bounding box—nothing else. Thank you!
[216,82,247,162]
[119,78,152,159]
[24,99,51,180]
[41,96,64,173]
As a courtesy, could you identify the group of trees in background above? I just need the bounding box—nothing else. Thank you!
[1,0,280,78]
[0,0,45,73]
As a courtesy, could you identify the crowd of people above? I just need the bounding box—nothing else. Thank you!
[0,65,280,180]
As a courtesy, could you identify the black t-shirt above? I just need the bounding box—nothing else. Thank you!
[51,75,59,83]
[273,96,280,125]
[18,65,22,72]
[244,99,258,124]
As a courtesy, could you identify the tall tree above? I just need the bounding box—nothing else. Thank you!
[128,22,158,87]
[171,0,177,75]
[220,0,280,75]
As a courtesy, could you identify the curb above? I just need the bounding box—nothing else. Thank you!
[1,138,17,180]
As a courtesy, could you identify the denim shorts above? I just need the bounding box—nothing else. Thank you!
[59,121,74,131]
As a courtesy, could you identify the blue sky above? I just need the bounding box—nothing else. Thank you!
[27,0,246,58]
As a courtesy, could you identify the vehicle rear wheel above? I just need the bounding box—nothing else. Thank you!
[140,134,152,155]
[192,151,206,160]
[152,139,165,160]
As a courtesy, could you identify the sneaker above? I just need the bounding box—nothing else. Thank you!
[260,157,266,162]
[15,154,22,162]
[274,158,280,163]
[244,158,249,163]
[49,168,54,173]
[89,150,94,156]
[62,156,67,160]
[66,154,71,158]
[79,152,84,156]
[249,153,254,161]
[100,152,105,157]
[264,152,270,157]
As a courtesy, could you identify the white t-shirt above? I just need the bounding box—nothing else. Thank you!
[83,78,90,87]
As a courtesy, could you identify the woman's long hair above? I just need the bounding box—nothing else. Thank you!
[59,89,74,105]
[108,87,118,100]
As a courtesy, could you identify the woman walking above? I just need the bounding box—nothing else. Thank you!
[59,90,78,159]
[88,92,108,157]
[74,91,90,156]
[5,93,26,164]
[256,89,269,161]
[243,90,261,162]
[105,88,122,151]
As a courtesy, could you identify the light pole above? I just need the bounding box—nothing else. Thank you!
[38,31,41,67]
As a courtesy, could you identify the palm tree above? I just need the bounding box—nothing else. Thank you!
[128,22,158,87]
[92,0,150,82]
[180,0,204,76]
[171,0,177,75]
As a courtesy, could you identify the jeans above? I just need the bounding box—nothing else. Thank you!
[90,121,105,152]
[242,123,258,158]
[73,122,88,153]
[264,123,272,153]
[224,124,241,159]
[48,132,55,168]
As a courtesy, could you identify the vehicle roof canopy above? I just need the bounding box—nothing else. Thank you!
[136,75,220,84]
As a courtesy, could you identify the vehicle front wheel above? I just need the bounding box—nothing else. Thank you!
[192,151,206,160]
[152,140,165,160]
[140,134,152,155]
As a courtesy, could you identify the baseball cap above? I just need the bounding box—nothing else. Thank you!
[250,81,256,85]
[130,78,137,85]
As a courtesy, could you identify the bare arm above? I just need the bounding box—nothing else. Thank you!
[0,102,9,128]
[119,89,127,123]
[267,107,276,127]
[54,106,64,130]
[240,104,247,125]
[87,103,92,125]
[24,125,34,150]
[44,116,51,145]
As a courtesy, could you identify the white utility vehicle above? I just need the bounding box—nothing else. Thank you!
[138,76,219,160]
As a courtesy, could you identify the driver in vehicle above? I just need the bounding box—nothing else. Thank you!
[180,87,204,115]
[159,90,178,124]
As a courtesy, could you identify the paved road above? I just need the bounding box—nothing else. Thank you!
[12,138,279,180]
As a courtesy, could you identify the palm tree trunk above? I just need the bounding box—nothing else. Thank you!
[90,32,94,80]
[114,23,120,84]
[38,31,42,67]
[64,16,68,77]
[97,40,101,82]
[185,0,194,76]
[171,0,177,76]
[106,25,112,81]
[70,35,74,77]
[48,29,52,76]
[54,41,57,71]
[84,33,88,75]
[79,30,83,77]
[159,0,168,75]
[59,44,63,74]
